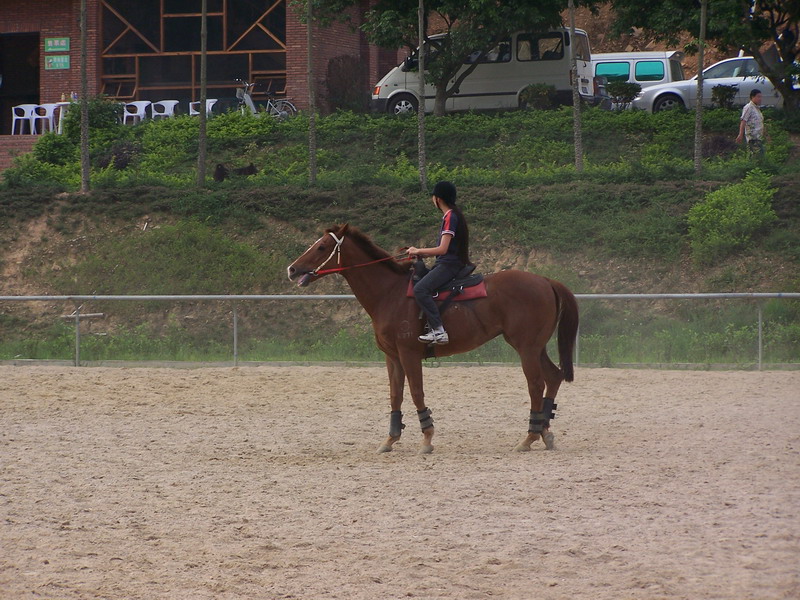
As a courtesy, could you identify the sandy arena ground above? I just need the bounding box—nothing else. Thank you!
[0,365,798,600]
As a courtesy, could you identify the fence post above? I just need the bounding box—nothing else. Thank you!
[74,304,81,367]
[757,303,763,371]
[575,324,580,366]
[232,304,239,367]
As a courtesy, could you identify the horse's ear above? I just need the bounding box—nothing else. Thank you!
[337,223,349,235]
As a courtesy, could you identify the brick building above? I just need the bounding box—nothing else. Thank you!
[0,0,402,134]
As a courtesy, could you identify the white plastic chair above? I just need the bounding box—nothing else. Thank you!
[33,103,60,133]
[189,98,217,116]
[11,104,39,134]
[123,101,152,124]
[151,100,179,119]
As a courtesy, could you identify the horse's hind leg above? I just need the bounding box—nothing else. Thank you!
[538,352,564,450]
[513,348,550,452]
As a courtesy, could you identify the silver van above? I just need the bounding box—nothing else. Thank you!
[592,51,685,89]
[372,28,603,114]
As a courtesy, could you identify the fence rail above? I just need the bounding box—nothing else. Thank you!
[1,293,799,369]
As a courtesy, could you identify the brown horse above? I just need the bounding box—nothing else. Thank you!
[287,224,579,454]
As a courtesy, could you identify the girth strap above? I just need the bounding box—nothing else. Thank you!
[418,408,434,431]
[528,397,557,434]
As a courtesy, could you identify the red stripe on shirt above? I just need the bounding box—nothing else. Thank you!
[441,210,455,236]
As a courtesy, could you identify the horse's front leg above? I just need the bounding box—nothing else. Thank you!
[378,355,406,453]
[401,354,434,454]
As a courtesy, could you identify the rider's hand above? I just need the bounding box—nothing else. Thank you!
[407,246,421,257]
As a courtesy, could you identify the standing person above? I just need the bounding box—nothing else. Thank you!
[407,181,471,345]
[736,89,767,158]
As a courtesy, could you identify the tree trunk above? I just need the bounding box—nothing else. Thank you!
[569,0,583,172]
[307,0,317,186]
[694,0,707,175]
[433,87,448,117]
[417,0,427,192]
[196,0,208,187]
[79,0,89,193]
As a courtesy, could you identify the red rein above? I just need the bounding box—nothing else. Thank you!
[314,254,412,276]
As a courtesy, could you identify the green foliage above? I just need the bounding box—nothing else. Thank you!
[32,132,77,166]
[606,81,642,109]
[712,84,738,109]
[61,96,124,143]
[1,154,78,189]
[519,83,559,110]
[687,169,778,264]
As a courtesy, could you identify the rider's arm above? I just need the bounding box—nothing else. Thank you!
[408,233,452,258]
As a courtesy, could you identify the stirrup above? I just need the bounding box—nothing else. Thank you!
[418,329,449,345]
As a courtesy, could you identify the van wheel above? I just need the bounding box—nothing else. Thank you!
[653,94,685,112]
[388,94,418,115]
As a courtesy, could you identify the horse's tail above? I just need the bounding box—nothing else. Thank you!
[550,279,579,382]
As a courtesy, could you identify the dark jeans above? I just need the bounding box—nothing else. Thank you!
[413,262,462,329]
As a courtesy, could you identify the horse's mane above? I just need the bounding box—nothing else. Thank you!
[325,224,410,275]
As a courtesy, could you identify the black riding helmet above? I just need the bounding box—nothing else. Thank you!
[432,180,457,205]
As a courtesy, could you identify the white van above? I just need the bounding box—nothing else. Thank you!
[371,28,603,114]
[592,51,685,89]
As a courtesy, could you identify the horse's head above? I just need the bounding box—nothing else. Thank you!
[287,224,349,287]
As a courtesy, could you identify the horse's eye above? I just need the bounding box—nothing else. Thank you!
[318,245,326,252]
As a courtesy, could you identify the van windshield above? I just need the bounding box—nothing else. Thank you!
[402,38,443,71]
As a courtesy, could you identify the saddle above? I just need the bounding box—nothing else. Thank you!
[405,263,487,302]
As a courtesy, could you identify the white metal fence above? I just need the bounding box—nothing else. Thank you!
[1,293,798,369]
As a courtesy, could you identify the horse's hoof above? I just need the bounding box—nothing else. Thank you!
[377,444,393,453]
[419,444,434,455]
[513,443,532,452]
[543,431,555,450]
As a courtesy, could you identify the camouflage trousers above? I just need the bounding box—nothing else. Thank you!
[747,139,765,158]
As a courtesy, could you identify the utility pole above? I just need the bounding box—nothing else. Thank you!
[308,0,317,185]
[79,0,89,193]
[568,0,583,172]
[197,0,208,187]
[694,0,708,174]
[417,0,427,192]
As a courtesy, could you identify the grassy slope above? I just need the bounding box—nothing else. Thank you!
[0,107,798,362]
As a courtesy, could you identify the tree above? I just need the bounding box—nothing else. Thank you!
[79,0,89,193]
[197,0,208,187]
[357,0,574,116]
[610,0,800,112]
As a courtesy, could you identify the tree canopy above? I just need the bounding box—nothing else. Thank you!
[309,0,581,115]
[610,0,800,111]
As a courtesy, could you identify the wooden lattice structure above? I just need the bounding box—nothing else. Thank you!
[101,0,287,103]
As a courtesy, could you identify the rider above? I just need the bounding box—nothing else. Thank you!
[408,181,471,345]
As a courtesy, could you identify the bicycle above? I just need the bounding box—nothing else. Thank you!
[234,78,297,119]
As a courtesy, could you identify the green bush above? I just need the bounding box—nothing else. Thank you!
[61,96,124,143]
[519,83,559,109]
[712,84,738,109]
[606,81,642,109]
[687,168,778,264]
[32,132,77,165]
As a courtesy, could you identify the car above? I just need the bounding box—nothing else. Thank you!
[593,50,685,89]
[371,28,606,114]
[631,56,782,112]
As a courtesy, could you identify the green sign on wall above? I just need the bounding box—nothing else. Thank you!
[45,37,70,52]
[45,55,71,70]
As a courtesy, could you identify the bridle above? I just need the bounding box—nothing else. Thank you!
[311,232,411,276]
